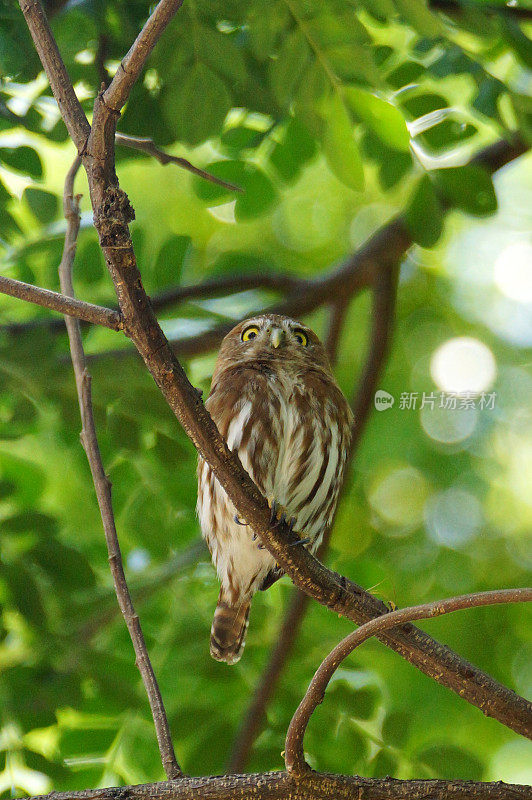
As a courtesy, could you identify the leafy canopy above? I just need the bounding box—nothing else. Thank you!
[0,0,531,794]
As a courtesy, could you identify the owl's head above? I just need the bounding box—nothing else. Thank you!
[213,314,332,379]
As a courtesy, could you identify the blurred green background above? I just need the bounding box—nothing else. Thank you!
[0,0,531,794]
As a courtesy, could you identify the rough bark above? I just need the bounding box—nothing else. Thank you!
[32,773,532,800]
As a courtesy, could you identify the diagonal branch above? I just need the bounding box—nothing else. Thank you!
[285,588,532,775]
[102,1,184,114]
[18,1,89,149]
[0,274,123,330]
[57,156,182,780]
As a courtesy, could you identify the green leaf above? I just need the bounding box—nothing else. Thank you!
[2,563,46,628]
[31,540,96,592]
[195,25,247,84]
[421,119,477,151]
[74,236,105,285]
[0,479,15,499]
[192,160,277,219]
[268,118,317,182]
[220,125,265,154]
[3,511,57,538]
[359,0,396,23]
[344,87,410,152]
[193,160,245,204]
[387,60,425,89]
[502,17,532,70]
[327,44,379,85]
[235,168,277,221]
[24,187,58,224]
[153,235,190,286]
[0,145,43,178]
[434,166,497,216]
[247,0,290,61]
[417,745,484,780]
[269,30,311,107]
[167,63,231,145]
[0,177,11,206]
[321,95,364,191]
[393,0,442,37]
[405,174,443,247]
[401,92,448,119]
[370,750,399,778]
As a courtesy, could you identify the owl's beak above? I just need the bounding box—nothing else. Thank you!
[270,327,284,349]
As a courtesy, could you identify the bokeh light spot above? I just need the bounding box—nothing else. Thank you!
[424,487,482,548]
[494,241,532,303]
[421,404,478,445]
[430,337,496,394]
[368,467,430,530]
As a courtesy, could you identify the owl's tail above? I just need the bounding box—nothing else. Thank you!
[210,590,251,665]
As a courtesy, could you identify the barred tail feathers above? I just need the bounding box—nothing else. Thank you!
[210,591,251,665]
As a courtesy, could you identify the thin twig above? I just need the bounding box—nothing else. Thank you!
[0,274,122,330]
[57,155,182,780]
[324,298,349,365]
[0,272,303,337]
[285,588,532,776]
[116,134,244,192]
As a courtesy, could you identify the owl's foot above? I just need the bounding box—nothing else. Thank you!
[268,499,297,533]
[234,514,248,526]
[288,535,311,547]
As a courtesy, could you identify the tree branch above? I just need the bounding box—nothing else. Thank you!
[115,134,244,192]
[324,298,349,365]
[18,0,90,150]
[285,588,532,776]
[30,773,532,800]
[102,1,184,115]
[349,257,398,452]
[0,273,304,337]
[57,155,182,780]
[0,274,123,330]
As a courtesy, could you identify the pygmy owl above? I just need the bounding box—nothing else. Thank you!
[197,314,353,664]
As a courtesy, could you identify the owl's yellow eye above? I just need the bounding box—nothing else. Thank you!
[293,329,308,347]
[241,325,260,342]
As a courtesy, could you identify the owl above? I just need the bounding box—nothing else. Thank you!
[197,314,353,664]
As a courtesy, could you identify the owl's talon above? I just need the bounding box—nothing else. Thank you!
[268,499,280,525]
[268,499,294,529]
[234,514,248,526]
[288,536,311,547]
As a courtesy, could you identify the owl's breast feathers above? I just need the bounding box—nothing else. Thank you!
[197,362,352,600]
